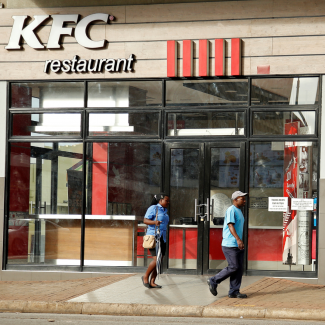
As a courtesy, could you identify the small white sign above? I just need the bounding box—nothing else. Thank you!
[291,198,313,211]
[268,197,288,212]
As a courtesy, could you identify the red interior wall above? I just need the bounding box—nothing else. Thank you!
[139,228,317,263]
[209,229,225,260]
[248,229,283,261]
[9,86,32,258]
[92,143,108,215]
[169,228,197,259]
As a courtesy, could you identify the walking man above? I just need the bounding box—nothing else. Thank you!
[207,191,247,298]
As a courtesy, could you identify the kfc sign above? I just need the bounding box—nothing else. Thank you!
[5,13,112,50]
[167,38,242,77]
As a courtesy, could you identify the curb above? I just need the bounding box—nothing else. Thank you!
[0,300,324,321]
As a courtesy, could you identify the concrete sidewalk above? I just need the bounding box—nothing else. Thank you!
[0,274,325,321]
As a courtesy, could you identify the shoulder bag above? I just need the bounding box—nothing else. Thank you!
[143,206,159,249]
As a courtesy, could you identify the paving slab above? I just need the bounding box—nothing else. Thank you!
[212,277,325,310]
[0,274,324,321]
[0,274,132,302]
[68,274,264,305]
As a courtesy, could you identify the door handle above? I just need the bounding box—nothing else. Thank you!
[195,199,205,222]
[210,199,214,222]
[205,198,214,222]
[206,198,209,222]
[195,199,214,222]
[194,199,198,222]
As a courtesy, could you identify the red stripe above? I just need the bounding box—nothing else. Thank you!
[231,38,241,76]
[167,40,177,77]
[183,40,193,77]
[215,39,225,76]
[199,39,209,76]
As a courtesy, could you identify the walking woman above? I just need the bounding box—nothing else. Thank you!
[142,193,170,289]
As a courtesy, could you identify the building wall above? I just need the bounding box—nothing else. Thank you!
[0,0,325,79]
[0,0,324,282]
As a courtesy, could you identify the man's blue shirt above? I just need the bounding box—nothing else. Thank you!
[144,203,169,242]
[222,205,244,247]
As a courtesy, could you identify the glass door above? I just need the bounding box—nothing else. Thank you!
[203,142,246,274]
[164,142,245,275]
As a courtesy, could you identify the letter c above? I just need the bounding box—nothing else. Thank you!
[75,13,108,48]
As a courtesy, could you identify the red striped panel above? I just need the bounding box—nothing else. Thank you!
[167,40,177,77]
[215,39,225,76]
[199,39,209,76]
[183,40,193,77]
[231,38,242,76]
[92,143,108,215]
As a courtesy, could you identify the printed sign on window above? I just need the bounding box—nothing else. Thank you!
[291,198,313,211]
[268,197,288,212]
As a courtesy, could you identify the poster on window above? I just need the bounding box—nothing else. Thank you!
[219,166,239,187]
[250,143,284,188]
[219,148,239,166]
[253,166,283,188]
[297,145,312,265]
[252,143,284,166]
[282,122,299,266]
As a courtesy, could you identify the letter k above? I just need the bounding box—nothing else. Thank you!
[5,15,49,49]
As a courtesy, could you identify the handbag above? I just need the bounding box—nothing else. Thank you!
[143,206,159,249]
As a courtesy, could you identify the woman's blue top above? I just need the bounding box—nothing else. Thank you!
[144,203,169,243]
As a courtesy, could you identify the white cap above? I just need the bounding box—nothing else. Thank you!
[231,191,247,200]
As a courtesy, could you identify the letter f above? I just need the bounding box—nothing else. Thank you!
[5,15,49,49]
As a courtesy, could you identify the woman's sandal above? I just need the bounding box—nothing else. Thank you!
[141,276,151,288]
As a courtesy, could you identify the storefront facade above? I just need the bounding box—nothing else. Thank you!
[0,0,325,282]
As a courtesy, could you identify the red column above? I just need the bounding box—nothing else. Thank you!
[183,40,193,77]
[167,40,177,77]
[215,39,225,76]
[199,39,209,77]
[231,38,242,76]
[92,143,108,215]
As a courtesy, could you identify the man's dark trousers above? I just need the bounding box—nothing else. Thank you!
[210,246,244,295]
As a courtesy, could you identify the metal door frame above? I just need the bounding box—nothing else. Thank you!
[163,141,246,275]
[203,142,246,275]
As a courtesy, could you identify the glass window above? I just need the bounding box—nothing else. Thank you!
[85,142,162,267]
[248,142,318,272]
[88,112,159,137]
[87,81,162,107]
[11,82,85,108]
[8,142,83,266]
[11,113,82,137]
[169,148,199,270]
[251,77,319,106]
[252,111,316,135]
[166,80,248,106]
[209,147,240,270]
[167,112,245,136]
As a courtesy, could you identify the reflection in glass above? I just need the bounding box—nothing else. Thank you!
[251,77,319,105]
[11,82,84,108]
[209,147,240,269]
[88,81,162,107]
[166,80,248,106]
[248,142,318,272]
[167,112,245,136]
[253,111,316,135]
[85,142,161,267]
[12,113,81,137]
[169,148,199,269]
[88,112,159,136]
[8,218,81,265]
[8,142,83,265]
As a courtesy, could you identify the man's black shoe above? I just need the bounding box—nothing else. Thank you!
[207,278,218,296]
[228,292,247,298]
